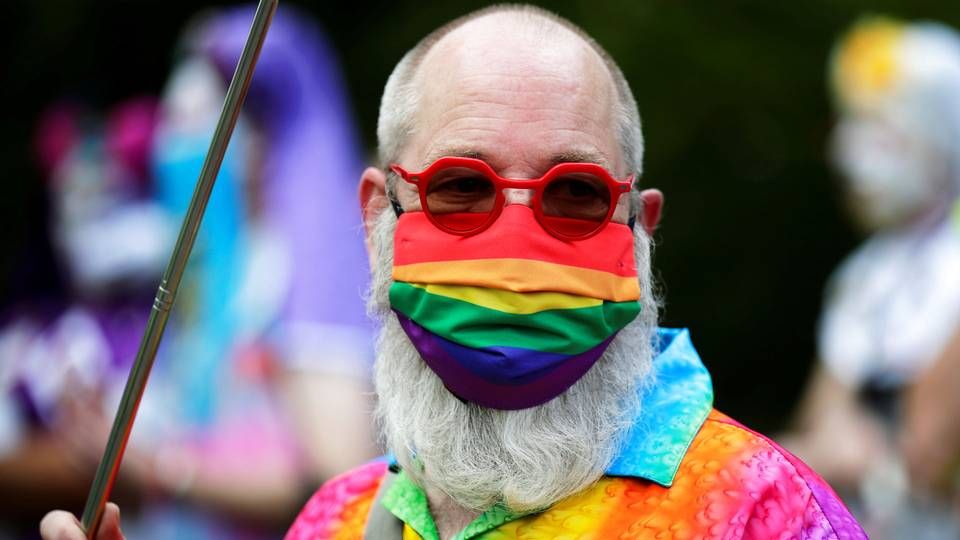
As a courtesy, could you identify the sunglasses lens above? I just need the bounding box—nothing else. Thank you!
[541,173,612,237]
[425,167,497,232]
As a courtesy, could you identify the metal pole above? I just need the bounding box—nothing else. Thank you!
[80,1,278,536]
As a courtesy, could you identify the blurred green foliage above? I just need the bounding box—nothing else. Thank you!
[4,0,960,430]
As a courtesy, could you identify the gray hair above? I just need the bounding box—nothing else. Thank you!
[376,4,644,181]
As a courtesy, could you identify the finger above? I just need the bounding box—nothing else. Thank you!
[96,503,125,540]
[39,510,85,540]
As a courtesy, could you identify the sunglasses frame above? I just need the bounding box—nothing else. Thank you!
[390,156,633,240]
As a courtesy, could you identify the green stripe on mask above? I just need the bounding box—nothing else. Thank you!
[389,281,641,354]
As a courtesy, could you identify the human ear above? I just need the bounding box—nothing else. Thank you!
[638,188,663,236]
[359,167,388,257]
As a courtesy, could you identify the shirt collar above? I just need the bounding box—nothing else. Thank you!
[605,327,714,486]
[384,471,522,540]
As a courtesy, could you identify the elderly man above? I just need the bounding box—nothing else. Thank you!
[42,5,866,540]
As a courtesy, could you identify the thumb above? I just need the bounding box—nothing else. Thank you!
[95,503,125,540]
[39,510,85,540]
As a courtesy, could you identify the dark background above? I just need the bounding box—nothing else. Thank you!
[3,0,960,432]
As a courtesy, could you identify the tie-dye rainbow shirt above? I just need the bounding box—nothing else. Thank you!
[286,329,866,539]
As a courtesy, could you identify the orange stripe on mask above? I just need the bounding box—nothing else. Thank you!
[393,259,641,302]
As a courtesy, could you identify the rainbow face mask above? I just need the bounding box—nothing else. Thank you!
[389,205,641,409]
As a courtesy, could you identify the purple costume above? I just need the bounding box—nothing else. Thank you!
[198,6,373,377]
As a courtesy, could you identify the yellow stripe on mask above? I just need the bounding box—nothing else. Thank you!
[408,283,603,314]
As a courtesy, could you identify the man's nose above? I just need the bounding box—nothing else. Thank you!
[502,188,534,206]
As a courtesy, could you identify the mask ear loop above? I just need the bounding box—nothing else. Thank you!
[386,169,406,217]
[389,195,405,218]
[627,182,640,231]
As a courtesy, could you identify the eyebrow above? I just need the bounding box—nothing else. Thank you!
[420,147,611,171]
[549,150,610,168]
[422,147,486,168]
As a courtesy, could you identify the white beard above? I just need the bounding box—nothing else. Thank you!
[367,208,659,513]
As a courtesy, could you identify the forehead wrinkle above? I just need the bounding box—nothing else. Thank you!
[454,71,584,94]
[420,118,615,173]
[427,103,612,145]
[423,68,615,139]
[429,59,605,111]
[419,142,612,176]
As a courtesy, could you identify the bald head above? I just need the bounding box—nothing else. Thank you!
[377,5,643,178]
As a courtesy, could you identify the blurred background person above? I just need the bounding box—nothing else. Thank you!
[191,5,379,485]
[0,97,169,538]
[782,17,960,538]
[151,4,379,508]
[0,4,376,539]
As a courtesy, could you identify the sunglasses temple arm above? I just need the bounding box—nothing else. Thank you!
[79,1,278,537]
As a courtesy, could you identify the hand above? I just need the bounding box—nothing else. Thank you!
[39,503,124,540]
[52,387,113,472]
[52,384,159,494]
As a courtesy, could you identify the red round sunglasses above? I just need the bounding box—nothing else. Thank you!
[389,156,633,240]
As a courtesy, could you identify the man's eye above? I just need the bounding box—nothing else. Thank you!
[542,175,611,220]
[442,178,484,193]
[567,180,599,198]
[428,174,493,197]
[552,178,602,199]
[425,169,496,215]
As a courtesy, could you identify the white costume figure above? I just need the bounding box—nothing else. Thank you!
[787,17,960,538]
[821,19,960,391]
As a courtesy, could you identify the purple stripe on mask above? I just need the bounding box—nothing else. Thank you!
[432,329,590,386]
[395,312,612,409]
